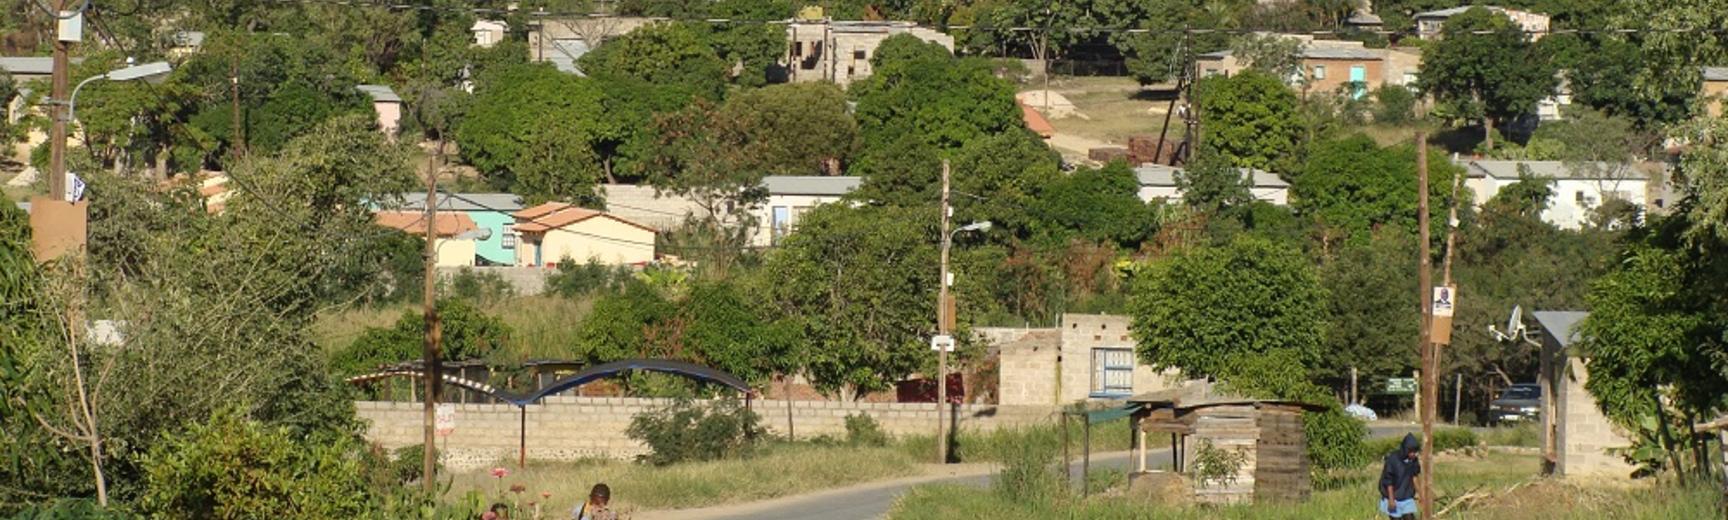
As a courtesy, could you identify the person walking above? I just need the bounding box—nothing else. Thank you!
[1379,434,1421,520]
[572,483,616,520]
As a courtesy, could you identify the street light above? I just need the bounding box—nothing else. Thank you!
[67,61,172,123]
[954,221,993,235]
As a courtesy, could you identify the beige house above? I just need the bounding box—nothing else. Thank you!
[988,314,1180,407]
[525,16,660,75]
[374,210,483,267]
[785,18,954,86]
[512,201,656,267]
[1195,38,1421,99]
[1703,67,1728,117]
[355,85,402,141]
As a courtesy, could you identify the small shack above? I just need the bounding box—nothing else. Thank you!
[1128,390,1326,504]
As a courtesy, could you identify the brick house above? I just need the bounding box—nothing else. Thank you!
[1195,39,1421,99]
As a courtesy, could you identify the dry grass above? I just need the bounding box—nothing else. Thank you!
[891,452,1723,519]
[311,294,595,362]
[444,444,921,516]
[1037,76,1179,146]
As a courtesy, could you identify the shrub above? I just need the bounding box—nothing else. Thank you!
[992,425,1062,505]
[626,398,764,466]
[544,258,632,298]
[1305,409,1369,473]
[844,413,890,447]
[1192,439,1249,488]
[7,499,129,519]
[1361,427,1479,461]
[139,408,375,519]
[1373,85,1415,125]
[442,268,516,303]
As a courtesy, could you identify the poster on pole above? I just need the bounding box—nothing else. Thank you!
[1431,285,1457,345]
[930,334,955,352]
[435,403,456,437]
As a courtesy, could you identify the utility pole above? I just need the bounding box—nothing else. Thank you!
[1350,367,1358,405]
[230,52,244,157]
[935,159,953,465]
[1415,126,1436,520]
[48,0,73,200]
[420,140,445,493]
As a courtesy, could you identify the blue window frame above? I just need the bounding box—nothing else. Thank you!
[1091,348,1135,397]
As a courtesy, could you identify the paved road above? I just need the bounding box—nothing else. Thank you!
[639,424,1432,520]
[636,449,1166,520]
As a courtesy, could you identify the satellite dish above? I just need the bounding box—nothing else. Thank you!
[1488,305,1543,347]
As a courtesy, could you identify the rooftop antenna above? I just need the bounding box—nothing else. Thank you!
[1488,305,1541,347]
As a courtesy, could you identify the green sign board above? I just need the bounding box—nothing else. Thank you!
[1385,378,1417,395]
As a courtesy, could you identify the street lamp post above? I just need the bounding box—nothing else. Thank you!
[55,60,172,199]
[935,158,991,465]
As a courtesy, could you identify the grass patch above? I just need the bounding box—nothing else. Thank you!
[889,453,1724,519]
[1039,75,1176,145]
[1481,423,1540,448]
[446,443,920,515]
[896,416,1151,464]
[313,294,594,364]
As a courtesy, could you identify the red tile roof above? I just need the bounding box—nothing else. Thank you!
[511,202,657,234]
[374,210,479,237]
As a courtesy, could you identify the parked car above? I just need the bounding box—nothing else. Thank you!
[1488,384,1542,424]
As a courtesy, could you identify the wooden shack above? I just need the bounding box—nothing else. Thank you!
[1128,391,1325,504]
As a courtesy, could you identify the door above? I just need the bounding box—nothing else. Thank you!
[1349,65,1367,99]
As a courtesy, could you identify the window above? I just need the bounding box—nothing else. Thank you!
[501,232,516,250]
[853,49,866,60]
[1312,65,1326,80]
[1091,348,1134,397]
[793,42,803,58]
[771,206,792,244]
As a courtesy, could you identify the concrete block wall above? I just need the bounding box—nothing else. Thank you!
[357,398,1051,471]
[1059,314,1179,403]
[993,314,1180,407]
[1557,358,1635,478]
[438,266,551,295]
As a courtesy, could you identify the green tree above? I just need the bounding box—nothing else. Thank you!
[1676,116,1728,240]
[1113,0,1228,86]
[760,204,944,397]
[1177,148,1253,214]
[851,35,1020,151]
[1290,133,1468,246]
[719,82,859,176]
[1195,70,1303,171]
[1128,236,1328,379]
[1231,33,1306,80]
[455,63,611,198]
[577,22,730,100]
[1319,230,1418,383]
[1031,162,1159,248]
[1417,6,1559,150]
[330,299,512,377]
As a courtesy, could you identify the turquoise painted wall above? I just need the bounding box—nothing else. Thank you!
[469,211,517,265]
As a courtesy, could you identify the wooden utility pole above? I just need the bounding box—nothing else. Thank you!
[230,52,244,157]
[935,159,953,464]
[420,141,444,493]
[1415,127,1436,520]
[48,0,73,200]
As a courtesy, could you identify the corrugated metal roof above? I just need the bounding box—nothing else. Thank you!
[1705,66,1728,82]
[1466,160,1639,180]
[1134,165,1288,188]
[763,176,862,196]
[547,39,591,75]
[173,31,205,47]
[1532,310,1588,349]
[356,84,402,103]
[1415,6,1482,19]
[397,193,525,212]
[1305,46,1382,60]
[1,57,60,76]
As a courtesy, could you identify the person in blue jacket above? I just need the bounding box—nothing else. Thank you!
[1379,433,1421,519]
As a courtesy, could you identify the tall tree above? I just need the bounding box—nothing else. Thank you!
[455,63,612,200]
[1195,70,1304,172]
[1128,236,1328,380]
[760,204,945,397]
[850,34,1019,151]
[1416,7,1559,150]
[576,22,730,101]
[1290,133,1468,247]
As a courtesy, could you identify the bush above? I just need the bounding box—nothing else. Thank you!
[992,425,1062,506]
[139,408,375,518]
[1305,409,1369,473]
[1373,85,1415,125]
[627,398,764,466]
[7,499,130,519]
[1361,427,1480,461]
[442,268,516,303]
[1192,439,1249,488]
[845,413,890,447]
[544,258,633,298]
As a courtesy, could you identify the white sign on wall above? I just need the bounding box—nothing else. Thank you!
[435,403,456,436]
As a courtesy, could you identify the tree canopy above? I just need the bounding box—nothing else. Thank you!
[1417,7,1559,148]
[1195,70,1304,172]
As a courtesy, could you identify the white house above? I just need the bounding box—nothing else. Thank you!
[752,175,861,247]
[1460,160,1654,229]
[1415,6,1550,40]
[471,20,508,48]
[1134,164,1290,206]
